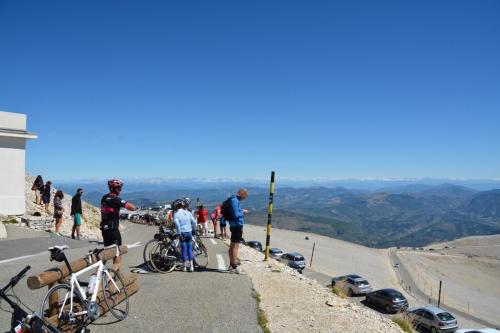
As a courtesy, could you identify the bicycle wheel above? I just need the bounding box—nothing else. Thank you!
[40,283,87,332]
[193,237,209,269]
[149,241,177,273]
[102,268,129,321]
[142,239,157,271]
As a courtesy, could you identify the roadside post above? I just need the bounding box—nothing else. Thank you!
[310,242,316,268]
[264,171,275,261]
[438,280,442,307]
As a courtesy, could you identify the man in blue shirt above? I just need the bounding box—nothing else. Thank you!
[226,188,249,273]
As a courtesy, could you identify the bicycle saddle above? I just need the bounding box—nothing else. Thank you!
[48,245,69,252]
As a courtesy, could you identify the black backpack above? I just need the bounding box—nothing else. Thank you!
[221,197,235,221]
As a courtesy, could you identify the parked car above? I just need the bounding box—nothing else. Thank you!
[280,252,306,272]
[456,329,500,333]
[269,248,284,259]
[365,288,408,313]
[245,241,263,252]
[331,274,373,296]
[408,306,458,333]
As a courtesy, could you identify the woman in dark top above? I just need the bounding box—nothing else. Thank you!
[71,188,84,240]
[42,181,52,213]
[53,190,64,236]
[32,175,44,205]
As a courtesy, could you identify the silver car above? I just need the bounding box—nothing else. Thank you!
[269,248,283,259]
[331,274,373,296]
[456,329,500,333]
[280,252,306,272]
[409,306,458,333]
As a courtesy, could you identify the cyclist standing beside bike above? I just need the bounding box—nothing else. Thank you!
[174,200,197,272]
[101,179,137,271]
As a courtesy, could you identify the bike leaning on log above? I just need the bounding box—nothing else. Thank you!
[39,245,129,332]
[148,231,209,273]
[0,265,61,333]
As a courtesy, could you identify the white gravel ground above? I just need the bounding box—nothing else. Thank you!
[237,244,404,333]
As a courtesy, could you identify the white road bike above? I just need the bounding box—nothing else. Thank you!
[39,245,129,332]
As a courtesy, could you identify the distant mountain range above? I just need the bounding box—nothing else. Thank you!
[56,181,500,248]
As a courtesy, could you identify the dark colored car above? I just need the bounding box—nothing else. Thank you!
[280,252,306,272]
[246,241,263,252]
[365,288,409,313]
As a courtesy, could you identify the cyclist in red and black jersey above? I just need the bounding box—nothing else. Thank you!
[101,178,137,270]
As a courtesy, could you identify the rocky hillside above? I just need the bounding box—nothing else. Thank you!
[237,244,404,333]
[25,174,102,240]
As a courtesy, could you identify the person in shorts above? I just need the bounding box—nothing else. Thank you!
[53,190,64,236]
[42,181,52,214]
[196,205,209,236]
[211,204,222,238]
[71,188,84,240]
[101,179,137,270]
[32,175,44,205]
[219,215,227,240]
[225,188,249,273]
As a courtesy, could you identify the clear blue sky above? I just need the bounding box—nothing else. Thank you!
[1,1,499,180]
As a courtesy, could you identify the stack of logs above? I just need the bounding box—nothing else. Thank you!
[27,245,139,331]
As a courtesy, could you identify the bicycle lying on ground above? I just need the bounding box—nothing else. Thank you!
[0,265,60,333]
[39,245,129,332]
[148,230,209,273]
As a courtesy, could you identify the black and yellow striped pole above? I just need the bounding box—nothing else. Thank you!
[264,171,275,261]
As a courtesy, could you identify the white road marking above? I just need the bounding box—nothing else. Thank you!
[209,239,217,245]
[0,251,47,265]
[216,254,226,271]
[1,241,141,265]
[126,242,142,249]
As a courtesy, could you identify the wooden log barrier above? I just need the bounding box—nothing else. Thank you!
[27,245,129,290]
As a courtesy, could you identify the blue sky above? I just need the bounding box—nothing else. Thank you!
[1,1,499,181]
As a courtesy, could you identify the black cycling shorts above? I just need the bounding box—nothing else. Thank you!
[230,226,243,243]
[102,228,122,247]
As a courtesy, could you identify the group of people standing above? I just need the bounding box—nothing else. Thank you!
[172,188,249,273]
[194,202,228,239]
[32,175,250,274]
[31,175,84,238]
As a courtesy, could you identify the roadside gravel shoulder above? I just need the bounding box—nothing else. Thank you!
[237,245,404,333]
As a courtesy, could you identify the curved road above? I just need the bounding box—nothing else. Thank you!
[388,248,497,328]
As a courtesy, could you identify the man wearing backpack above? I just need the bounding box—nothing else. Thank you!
[221,188,249,273]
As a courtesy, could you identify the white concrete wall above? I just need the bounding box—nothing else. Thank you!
[0,137,26,215]
[0,111,27,130]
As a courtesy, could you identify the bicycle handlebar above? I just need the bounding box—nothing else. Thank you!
[1,265,30,292]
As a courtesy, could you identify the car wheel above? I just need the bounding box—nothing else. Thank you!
[385,305,391,314]
[430,327,438,333]
[347,288,353,297]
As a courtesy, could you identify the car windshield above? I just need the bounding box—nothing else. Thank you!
[392,292,404,300]
[436,312,455,322]
[293,256,304,261]
[355,280,369,286]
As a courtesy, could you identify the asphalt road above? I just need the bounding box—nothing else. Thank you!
[0,222,261,333]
